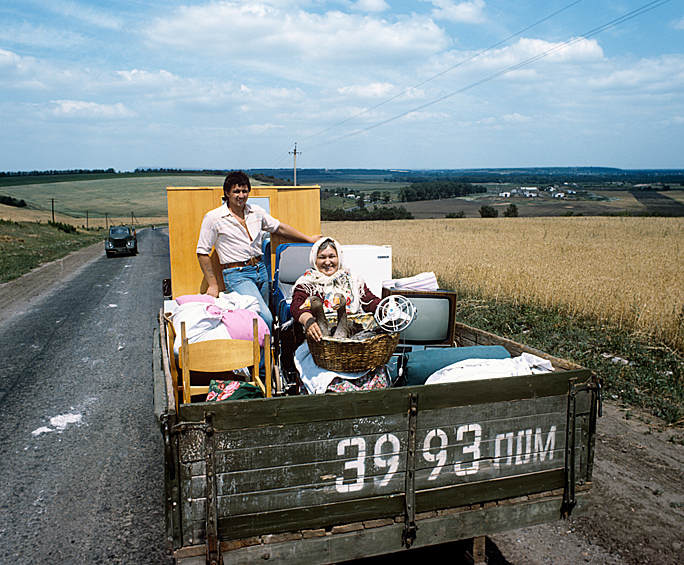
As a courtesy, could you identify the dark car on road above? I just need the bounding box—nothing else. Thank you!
[105,225,138,257]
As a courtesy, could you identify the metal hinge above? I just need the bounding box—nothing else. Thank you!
[170,413,222,565]
[203,413,222,565]
[403,393,419,548]
[160,413,176,481]
[562,378,601,517]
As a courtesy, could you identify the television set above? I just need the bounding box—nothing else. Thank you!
[381,287,457,347]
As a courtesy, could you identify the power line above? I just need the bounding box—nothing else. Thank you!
[267,148,292,169]
[300,0,671,153]
[296,0,586,146]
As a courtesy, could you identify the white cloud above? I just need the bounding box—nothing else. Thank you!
[146,2,449,81]
[421,0,486,24]
[116,69,178,85]
[338,82,395,97]
[401,110,451,122]
[0,48,23,68]
[1,1,682,170]
[45,0,122,30]
[353,0,390,12]
[50,100,135,119]
[0,22,86,49]
[502,113,530,123]
[479,37,605,70]
[580,54,684,97]
[245,122,284,135]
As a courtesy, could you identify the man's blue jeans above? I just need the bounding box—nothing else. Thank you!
[222,262,273,333]
[223,262,272,379]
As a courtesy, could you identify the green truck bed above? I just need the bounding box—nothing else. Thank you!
[154,314,599,564]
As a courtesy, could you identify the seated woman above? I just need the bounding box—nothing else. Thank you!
[289,237,388,394]
[290,237,381,339]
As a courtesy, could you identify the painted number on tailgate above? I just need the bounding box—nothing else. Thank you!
[336,434,401,493]
[335,425,557,492]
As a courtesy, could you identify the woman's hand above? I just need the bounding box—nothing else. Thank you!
[303,316,324,341]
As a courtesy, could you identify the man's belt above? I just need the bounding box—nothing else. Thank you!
[221,256,262,270]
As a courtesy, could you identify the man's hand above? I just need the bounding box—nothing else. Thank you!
[205,284,220,298]
[198,253,220,298]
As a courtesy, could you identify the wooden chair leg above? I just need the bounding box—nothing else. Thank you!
[251,318,259,384]
[180,321,191,405]
[264,333,271,398]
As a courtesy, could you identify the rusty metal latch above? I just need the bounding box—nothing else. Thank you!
[170,413,222,565]
[204,412,222,565]
[160,414,176,481]
[170,421,215,436]
[562,378,601,517]
[403,393,419,547]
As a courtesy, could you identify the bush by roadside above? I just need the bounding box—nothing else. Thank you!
[0,219,105,283]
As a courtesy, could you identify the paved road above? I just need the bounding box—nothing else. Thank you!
[0,229,525,565]
[0,228,172,564]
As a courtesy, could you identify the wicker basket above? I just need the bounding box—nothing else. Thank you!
[307,332,400,373]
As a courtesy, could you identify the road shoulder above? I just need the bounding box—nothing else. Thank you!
[0,241,104,326]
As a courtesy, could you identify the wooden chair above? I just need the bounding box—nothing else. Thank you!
[178,317,271,404]
[163,313,181,406]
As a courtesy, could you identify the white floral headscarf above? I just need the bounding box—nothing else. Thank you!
[295,237,367,314]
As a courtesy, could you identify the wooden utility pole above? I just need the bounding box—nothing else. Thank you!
[51,198,56,222]
[289,143,300,186]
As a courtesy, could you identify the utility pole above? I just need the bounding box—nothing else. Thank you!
[51,198,56,222]
[289,143,300,186]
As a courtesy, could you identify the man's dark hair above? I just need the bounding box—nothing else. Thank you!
[223,171,251,194]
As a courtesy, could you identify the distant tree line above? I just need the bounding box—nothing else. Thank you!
[0,195,27,207]
[387,169,684,186]
[0,168,231,178]
[0,168,117,178]
[399,181,486,202]
[132,168,229,175]
[322,206,413,221]
[251,173,293,185]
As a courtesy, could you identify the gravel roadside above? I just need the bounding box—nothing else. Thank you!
[0,241,105,326]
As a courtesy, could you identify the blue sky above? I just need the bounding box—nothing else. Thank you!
[1,0,682,171]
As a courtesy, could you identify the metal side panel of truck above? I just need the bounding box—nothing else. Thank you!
[153,314,599,565]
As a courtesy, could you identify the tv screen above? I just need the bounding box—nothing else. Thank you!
[401,296,451,343]
[381,288,457,347]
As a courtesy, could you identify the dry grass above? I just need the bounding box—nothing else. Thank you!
[325,217,684,350]
[0,203,167,228]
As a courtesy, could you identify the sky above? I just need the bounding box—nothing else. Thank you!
[1,0,682,172]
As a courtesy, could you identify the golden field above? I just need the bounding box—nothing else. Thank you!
[325,217,684,350]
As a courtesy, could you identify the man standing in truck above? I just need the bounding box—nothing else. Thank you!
[197,170,320,330]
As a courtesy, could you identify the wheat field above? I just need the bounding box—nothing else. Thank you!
[325,217,684,350]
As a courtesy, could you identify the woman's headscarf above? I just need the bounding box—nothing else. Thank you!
[295,237,367,314]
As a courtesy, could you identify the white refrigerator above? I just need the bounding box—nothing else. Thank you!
[340,245,392,298]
